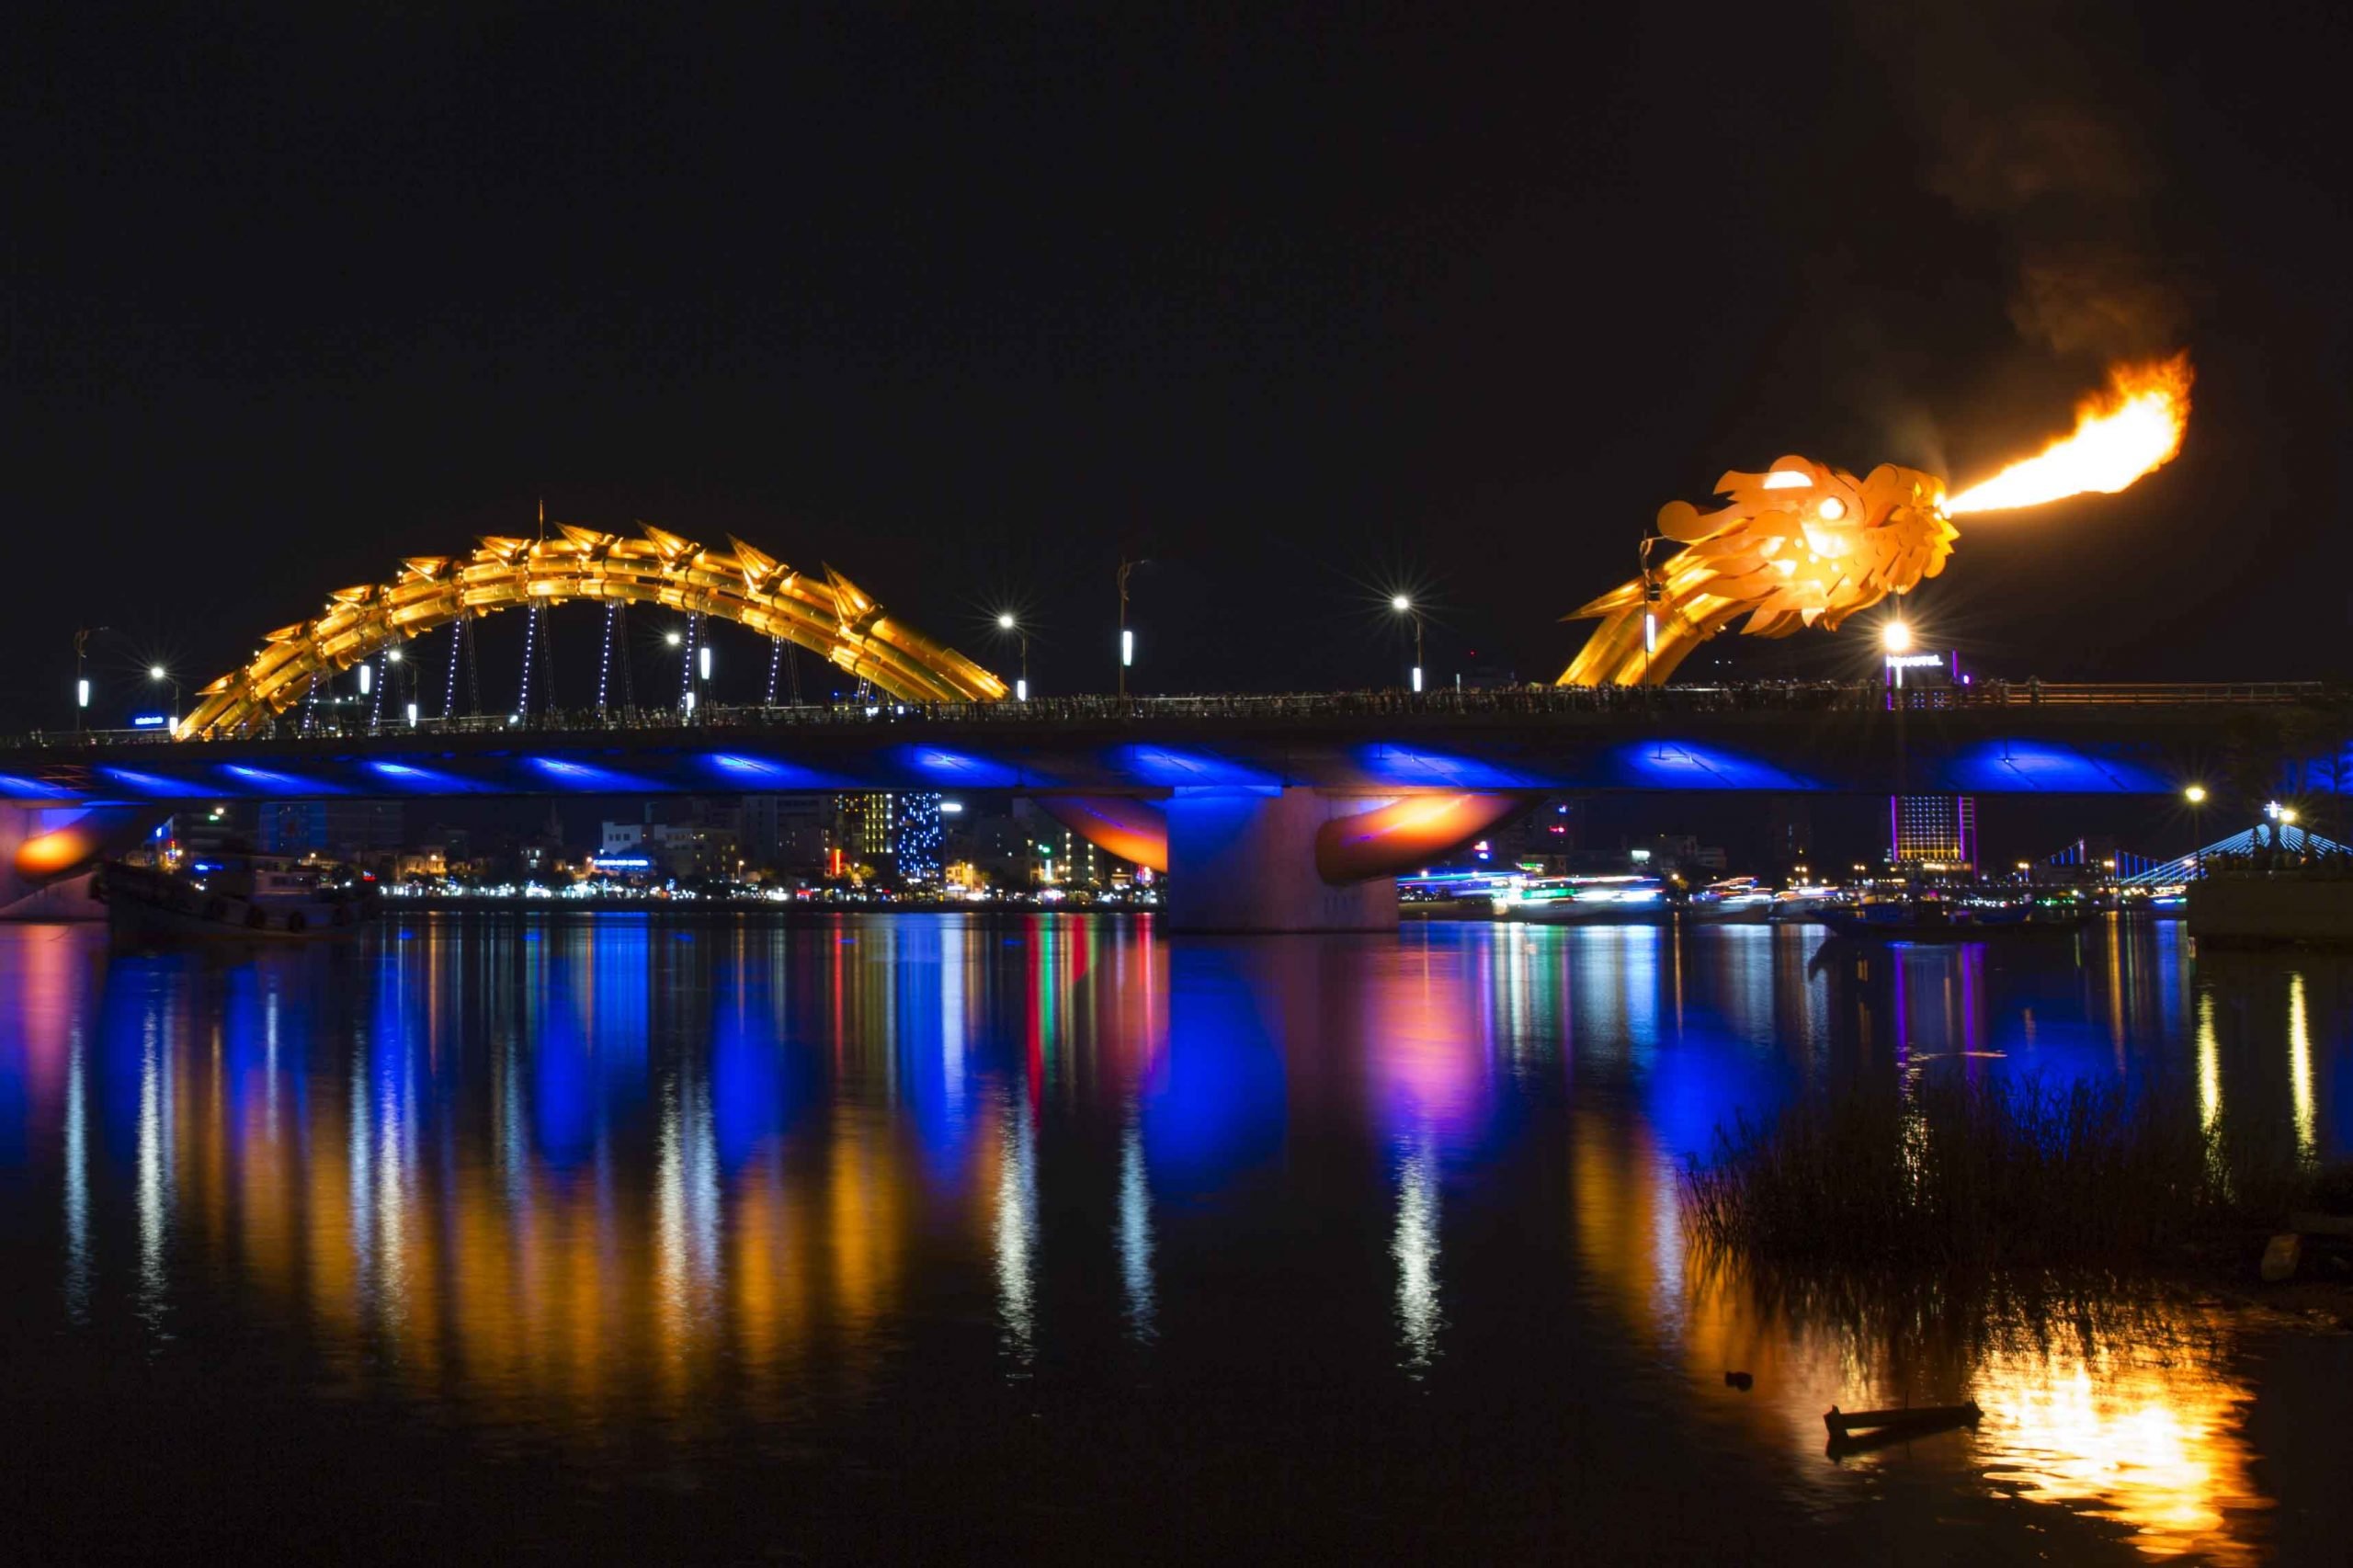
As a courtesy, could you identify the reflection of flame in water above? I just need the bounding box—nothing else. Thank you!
[1392,1131,1441,1371]
[1974,1332,2266,1564]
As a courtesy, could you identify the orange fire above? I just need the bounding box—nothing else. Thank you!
[1944,353,2193,516]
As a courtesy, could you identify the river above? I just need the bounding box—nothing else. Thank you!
[1,914,2345,1562]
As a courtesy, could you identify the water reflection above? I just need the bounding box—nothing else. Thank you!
[0,915,2343,1561]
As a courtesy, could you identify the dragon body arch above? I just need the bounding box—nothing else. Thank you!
[176,524,1006,740]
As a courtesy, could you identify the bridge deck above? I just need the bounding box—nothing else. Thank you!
[4,685,2347,802]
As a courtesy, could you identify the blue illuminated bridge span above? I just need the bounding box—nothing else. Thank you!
[6,683,2347,931]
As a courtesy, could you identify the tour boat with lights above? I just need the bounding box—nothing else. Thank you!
[1818,895,2093,942]
[95,855,381,940]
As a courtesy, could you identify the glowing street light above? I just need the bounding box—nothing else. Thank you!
[1392,595,1425,693]
[995,612,1029,701]
[148,663,181,726]
[665,630,683,647]
[1881,619,1913,654]
[2183,784,2207,805]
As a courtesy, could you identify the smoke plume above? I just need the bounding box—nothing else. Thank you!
[1861,3,2188,362]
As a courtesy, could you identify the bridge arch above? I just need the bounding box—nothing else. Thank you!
[176,523,1006,739]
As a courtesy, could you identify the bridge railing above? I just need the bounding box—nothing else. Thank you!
[4,680,2342,750]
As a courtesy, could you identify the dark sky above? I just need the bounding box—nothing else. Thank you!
[8,2,2350,730]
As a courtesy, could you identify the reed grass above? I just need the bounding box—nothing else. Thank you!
[1680,1074,2325,1271]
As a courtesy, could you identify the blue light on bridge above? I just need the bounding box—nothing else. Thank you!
[699,753,845,789]
[220,763,348,796]
[0,773,73,800]
[95,766,214,800]
[1936,741,2173,794]
[1594,742,1819,790]
[365,759,494,794]
[525,756,662,792]
[1348,744,1546,790]
[892,744,1022,788]
[1113,744,1280,790]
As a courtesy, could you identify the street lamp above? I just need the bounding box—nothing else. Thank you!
[1881,619,1913,654]
[149,664,180,728]
[996,612,1029,701]
[73,625,109,731]
[1391,595,1424,693]
[2185,784,2207,878]
[1116,556,1142,699]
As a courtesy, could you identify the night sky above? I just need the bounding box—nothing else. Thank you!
[8,3,2350,733]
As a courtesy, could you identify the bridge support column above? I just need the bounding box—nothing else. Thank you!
[1,802,151,921]
[1164,789,1399,935]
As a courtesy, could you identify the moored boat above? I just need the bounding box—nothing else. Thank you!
[95,857,381,940]
[1819,896,2093,942]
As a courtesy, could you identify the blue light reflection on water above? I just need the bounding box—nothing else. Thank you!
[2,915,2350,1562]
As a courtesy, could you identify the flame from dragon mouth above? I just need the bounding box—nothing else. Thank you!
[1945,354,2193,516]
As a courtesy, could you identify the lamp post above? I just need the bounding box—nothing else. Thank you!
[996,612,1029,701]
[149,664,180,732]
[73,626,108,731]
[1116,557,1137,699]
[1391,595,1424,693]
[2184,784,2207,879]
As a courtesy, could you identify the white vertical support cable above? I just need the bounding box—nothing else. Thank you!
[369,652,386,729]
[517,602,540,718]
[767,634,783,705]
[598,602,618,712]
[677,613,700,711]
[443,617,463,720]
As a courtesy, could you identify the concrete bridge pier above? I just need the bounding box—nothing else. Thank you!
[1163,789,1401,934]
[1,802,151,921]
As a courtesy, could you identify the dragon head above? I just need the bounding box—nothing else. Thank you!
[1652,455,1956,638]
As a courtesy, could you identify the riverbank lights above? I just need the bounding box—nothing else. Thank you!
[405,701,418,726]
[2185,784,2208,805]
[1015,678,1028,700]
[358,662,371,695]
[1881,619,1913,654]
[1121,629,1134,668]
[699,644,712,681]
[1412,665,1424,693]
[77,678,89,709]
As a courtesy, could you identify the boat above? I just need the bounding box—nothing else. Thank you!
[1683,877,1776,924]
[94,855,381,940]
[1818,896,2094,942]
[1494,875,1674,925]
[1824,1401,1983,1456]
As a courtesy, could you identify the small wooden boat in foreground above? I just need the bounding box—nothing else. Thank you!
[1824,1401,1983,1455]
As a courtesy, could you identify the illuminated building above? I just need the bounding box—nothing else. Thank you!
[1890,795,1976,869]
[835,792,898,881]
[895,791,944,883]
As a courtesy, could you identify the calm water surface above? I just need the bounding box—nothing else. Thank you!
[2,914,2347,1563]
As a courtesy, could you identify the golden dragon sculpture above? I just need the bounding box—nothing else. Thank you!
[1559,456,1957,687]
